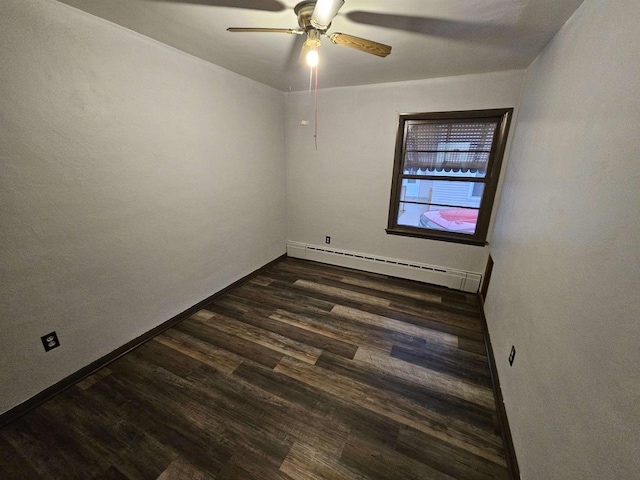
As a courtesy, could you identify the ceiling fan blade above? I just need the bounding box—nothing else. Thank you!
[345,11,519,42]
[329,33,391,57]
[285,34,307,71]
[150,0,286,12]
[227,28,304,34]
[311,0,345,30]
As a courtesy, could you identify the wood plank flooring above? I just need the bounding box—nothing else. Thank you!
[0,258,508,479]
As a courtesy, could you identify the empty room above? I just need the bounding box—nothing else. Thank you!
[1,0,638,479]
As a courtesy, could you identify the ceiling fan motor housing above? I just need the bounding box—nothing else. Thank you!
[295,1,329,32]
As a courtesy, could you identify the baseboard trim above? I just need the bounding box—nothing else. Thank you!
[478,295,520,479]
[0,253,287,428]
[287,241,482,293]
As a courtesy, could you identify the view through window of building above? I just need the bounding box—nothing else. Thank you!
[387,109,513,245]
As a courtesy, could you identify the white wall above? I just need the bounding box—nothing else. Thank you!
[485,1,640,478]
[0,0,286,414]
[285,70,524,274]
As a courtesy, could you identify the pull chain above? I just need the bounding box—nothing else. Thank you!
[314,63,318,151]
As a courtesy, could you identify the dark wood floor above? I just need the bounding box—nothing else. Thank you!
[0,258,508,479]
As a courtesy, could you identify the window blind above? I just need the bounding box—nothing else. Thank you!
[403,122,498,173]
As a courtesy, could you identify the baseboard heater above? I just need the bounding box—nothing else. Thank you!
[286,241,482,293]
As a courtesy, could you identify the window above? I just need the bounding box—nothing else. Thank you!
[386,109,513,246]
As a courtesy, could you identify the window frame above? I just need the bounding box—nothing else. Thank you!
[386,108,513,246]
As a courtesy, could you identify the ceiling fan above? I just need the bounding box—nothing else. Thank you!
[227,0,392,67]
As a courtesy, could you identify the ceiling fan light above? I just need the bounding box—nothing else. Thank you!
[306,49,319,67]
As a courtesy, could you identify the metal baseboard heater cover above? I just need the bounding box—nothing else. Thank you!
[286,241,482,293]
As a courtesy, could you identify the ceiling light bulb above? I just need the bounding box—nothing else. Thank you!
[306,49,319,67]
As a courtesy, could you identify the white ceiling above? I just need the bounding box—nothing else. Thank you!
[58,0,585,91]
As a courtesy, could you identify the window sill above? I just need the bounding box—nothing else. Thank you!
[385,227,488,246]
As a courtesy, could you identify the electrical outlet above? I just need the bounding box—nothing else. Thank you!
[41,331,60,352]
[508,345,516,366]
[325,236,331,244]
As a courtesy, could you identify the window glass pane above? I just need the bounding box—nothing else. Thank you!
[403,122,497,176]
[397,204,479,235]
[399,179,484,209]
[470,182,483,198]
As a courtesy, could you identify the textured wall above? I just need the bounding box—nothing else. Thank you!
[485,0,640,477]
[285,71,524,274]
[0,0,286,413]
